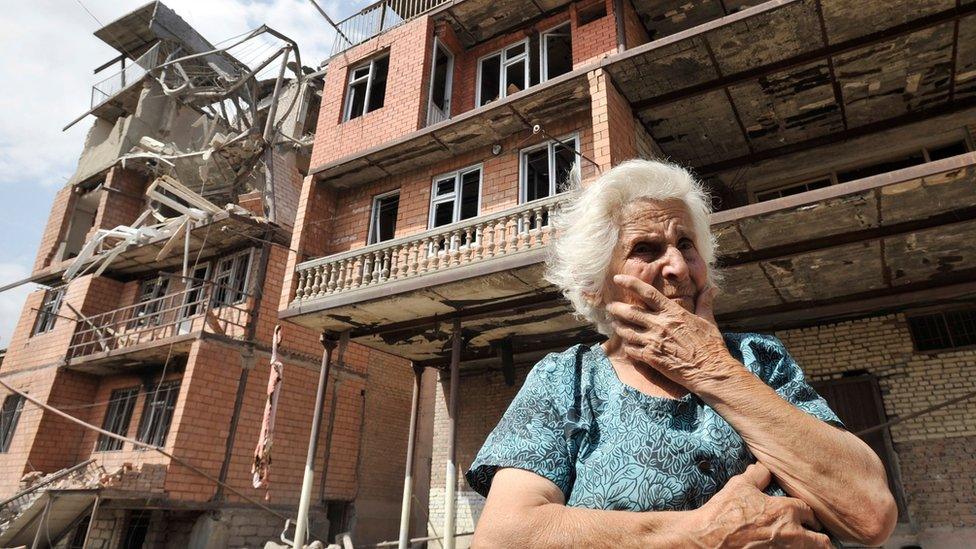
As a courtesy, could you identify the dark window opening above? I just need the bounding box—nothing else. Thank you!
[326,500,352,542]
[369,192,400,244]
[0,395,25,453]
[429,168,482,250]
[908,309,976,352]
[178,265,210,325]
[756,177,831,202]
[521,135,580,203]
[478,55,501,106]
[578,2,608,25]
[136,381,180,448]
[68,515,91,549]
[478,42,528,107]
[96,387,139,452]
[212,251,251,307]
[928,140,968,161]
[61,186,101,261]
[121,510,151,549]
[837,152,925,183]
[429,43,452,118]
[343,54,390,121]
[543,24,573,81]
[32,288,64,336]
[130,278,170,329]
[524,148,550,203]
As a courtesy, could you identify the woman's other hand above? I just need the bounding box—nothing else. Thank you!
[606,273,735,391]
[682,463,833,548]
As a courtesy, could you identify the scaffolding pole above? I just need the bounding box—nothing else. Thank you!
[398,365,423,549]
[294,332,338,548]
[442,319,461,549]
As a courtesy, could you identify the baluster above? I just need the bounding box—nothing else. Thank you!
[327,261,339,293]
[520,210,532,250]
[448,229,461,267]
[485,220,496,258]
[508,214,518,253]
[533,207,545,246]
[362,251,373,285]
[389,245,400,280]
[340,258,352,291]
[295,268,308,298]
[409,241,420,276]
[422,237,434,273]
[473,223,484,261]
[375,250,386,282]
[304,267,316,298]
[497,216,508,255]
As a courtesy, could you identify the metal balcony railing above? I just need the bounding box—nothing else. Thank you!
[67,279,251,361]
[292,193,569,304]
[330,0,450,56]
[90,43,162,109]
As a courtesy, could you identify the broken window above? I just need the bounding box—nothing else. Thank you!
[32,288,64,336]
[520,134,579,203]
[136,380,180,448]
[427,39,454,125]
[0,395,25,453]
[478,40,529,107]
[212,250,252,306]
[542,23,573,81]
[369,191,400,244]
[343,54,390,121]
[177,264,211,333]
[95,387,139,452]
[60,185,101,261]
[130,277,170,328]
[908,309,976,352]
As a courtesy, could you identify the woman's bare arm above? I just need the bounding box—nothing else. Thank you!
[474,466,832,549]
[607,275,898,546]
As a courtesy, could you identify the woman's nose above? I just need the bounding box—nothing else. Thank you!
[661,246,690,281]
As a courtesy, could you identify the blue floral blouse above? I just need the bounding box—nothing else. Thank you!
[466,333,843,510]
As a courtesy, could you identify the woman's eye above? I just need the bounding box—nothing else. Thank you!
[678,238,695,251]
[632,242,660,256]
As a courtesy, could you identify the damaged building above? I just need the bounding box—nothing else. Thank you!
[0,2,418,547]
[277,0,976,547]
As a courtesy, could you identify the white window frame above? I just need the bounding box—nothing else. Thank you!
[540,22,572,82]
[343,54,389,122]
[426,37,455,125]
[32,288,64,336]
[368,190,401,245]
[177,263,212,333]
[211,249,253,307]
[519,132,580,204]
[428,164,483,229]
[476,39,530,107]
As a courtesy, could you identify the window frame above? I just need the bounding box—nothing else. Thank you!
[906,307,976,353]
[427,164,484,230]
[32,288,64,336]
[0,394,25,453]
[426,37,455,125]
[476,38,530,107]
[95,387,140,452]
[540,22,572,82]
[342,53,390,122]
[129,277,170,329]
[135,380,181,449]
[211,249,252,307]
[519,132,580,204]
[368,190,401,245]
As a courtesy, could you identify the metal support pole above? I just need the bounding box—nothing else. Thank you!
[81,495,100,549]
[442,319,461,549]
[31,495,53,549]
[294,332,338,548]
[398,364,424,549]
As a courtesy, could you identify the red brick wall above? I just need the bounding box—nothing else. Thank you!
[311,16,434,167]
[33,185,75,273]
[571,0,619,67]
[622,0,651,49]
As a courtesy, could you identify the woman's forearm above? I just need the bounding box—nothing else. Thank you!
[474,503,690,549]
[696,364,897,545]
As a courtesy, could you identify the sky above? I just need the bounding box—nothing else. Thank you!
[0,0,370,346]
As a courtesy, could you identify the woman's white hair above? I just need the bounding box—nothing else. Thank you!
[545,159,716,336]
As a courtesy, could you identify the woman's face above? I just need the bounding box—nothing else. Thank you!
[603,198,708,314]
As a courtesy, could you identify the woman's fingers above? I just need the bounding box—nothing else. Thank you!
[606,302,653,328]
[782,497,822,531]
[694,285,719,326]
[612,275,673,311]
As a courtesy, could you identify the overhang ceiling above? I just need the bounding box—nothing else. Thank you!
[437,0,574,47]
[606,0,976,174]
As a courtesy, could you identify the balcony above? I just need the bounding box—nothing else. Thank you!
[329,0,450,56]
[66,280,251,373]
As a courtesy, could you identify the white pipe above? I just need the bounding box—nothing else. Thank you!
[398,366,423,549]
[294,334,338,548]
[443,319,461,549]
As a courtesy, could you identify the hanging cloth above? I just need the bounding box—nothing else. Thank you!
[253,325,284,494]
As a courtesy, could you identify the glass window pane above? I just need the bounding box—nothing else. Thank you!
[946,310,976,347]
[459,171,480,220]
[545,29,573,80]
[506,42,525,58]
[347,81,367,120]
[524,148,550,201]
[554,142,576,194]
[367,56,389,112]
[433,201,455,227]
[376,194,399,242]
[431,46,450,110]
[479,55,501,106]
[436,178,455,197]
[505,59,526,95]
[352,66,371,80]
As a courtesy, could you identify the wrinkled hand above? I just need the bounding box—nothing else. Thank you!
[685,463,832,548]
[606,274,733,390]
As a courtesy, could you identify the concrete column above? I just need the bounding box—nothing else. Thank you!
[442,319,461,549]
[398,365,423,549]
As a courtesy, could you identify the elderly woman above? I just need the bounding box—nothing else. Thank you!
[465,160,896,547]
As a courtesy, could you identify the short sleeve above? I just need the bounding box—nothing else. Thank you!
[465,349,579,499]
[726,333,844,428]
